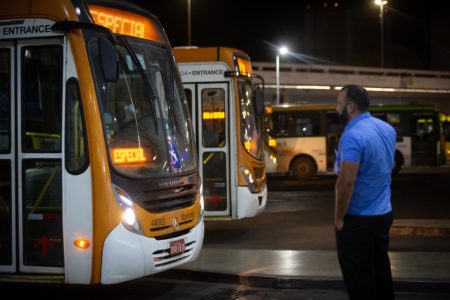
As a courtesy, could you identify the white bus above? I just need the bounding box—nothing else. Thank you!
[268,104,446,179]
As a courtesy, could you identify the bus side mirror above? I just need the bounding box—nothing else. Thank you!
[253,87,264,116]
[98,37,119,82]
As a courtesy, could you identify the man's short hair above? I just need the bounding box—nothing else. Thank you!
[341,84,369,112]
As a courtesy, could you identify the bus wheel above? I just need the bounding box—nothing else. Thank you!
[292,157,316,180]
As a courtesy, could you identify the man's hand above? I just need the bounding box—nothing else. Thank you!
[335,161,359,232]
[335,218,344,231]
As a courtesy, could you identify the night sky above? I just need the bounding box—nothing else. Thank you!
[128,0,450,70]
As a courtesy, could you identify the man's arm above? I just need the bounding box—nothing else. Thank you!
[335,161,359,230]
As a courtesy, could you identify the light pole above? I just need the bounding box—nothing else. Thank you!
[375,0,387,67]
[276,46,288,104]
[187,0,191,45]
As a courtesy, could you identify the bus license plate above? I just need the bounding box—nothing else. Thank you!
[169,239,185,256]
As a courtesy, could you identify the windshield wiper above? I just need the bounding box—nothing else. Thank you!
[119,36,159,134]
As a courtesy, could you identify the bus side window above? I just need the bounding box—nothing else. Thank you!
[415,118,434,140]
[65,78,89,174]
[0,49,10,153]
[22,46,63,152]
[201,89,225,147]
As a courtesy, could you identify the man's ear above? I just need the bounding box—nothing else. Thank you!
[347,101,355,114]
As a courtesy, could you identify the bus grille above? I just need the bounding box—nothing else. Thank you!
[142,193,197,213]
[254,166,265,179]
[135,185,198,213]
[152,241,196,269]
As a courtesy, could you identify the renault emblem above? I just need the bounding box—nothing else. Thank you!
[172,217,179,231]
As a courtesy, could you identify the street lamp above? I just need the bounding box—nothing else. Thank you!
[276,46,288,104]
[375,0,387,67]
[187,0,191,45]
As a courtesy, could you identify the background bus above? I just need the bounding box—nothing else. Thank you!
[269,104,341,179]
[0,0,203,284]
[269,103,446,179]
[173,47,267,220]
[370,104,446,172]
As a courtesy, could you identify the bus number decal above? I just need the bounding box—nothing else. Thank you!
[151,217,165,227]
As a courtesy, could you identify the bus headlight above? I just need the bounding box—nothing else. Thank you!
[113,185,143,234]
[270,154,277,164]
[240,167,256,193]
[199,184,205,217]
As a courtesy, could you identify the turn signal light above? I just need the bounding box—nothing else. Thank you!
[74,239,91,249]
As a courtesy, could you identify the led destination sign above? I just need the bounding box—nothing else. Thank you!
[112,147,148,165]
[89,5,163,41]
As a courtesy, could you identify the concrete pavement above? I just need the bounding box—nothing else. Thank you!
[159,248,450,293]
[157,218,450,293]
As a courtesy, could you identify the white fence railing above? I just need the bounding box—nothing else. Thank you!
[252,62,450,91]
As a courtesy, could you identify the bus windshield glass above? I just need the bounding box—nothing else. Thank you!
[89,36,196,178]
[238,79,264,160]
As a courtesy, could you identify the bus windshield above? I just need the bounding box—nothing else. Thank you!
[238,79,264,160]
[90,36,197,178]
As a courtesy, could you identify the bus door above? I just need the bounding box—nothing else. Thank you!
[196,83,230,217]
[0,38,64,275]
[412,113,437,166]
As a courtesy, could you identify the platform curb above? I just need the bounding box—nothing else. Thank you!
[156,269,450,293]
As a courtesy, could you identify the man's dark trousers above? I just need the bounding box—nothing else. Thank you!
[335,212,395,300]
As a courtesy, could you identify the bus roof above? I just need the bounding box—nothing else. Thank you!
[271,104,336,112]
[271,103,438,113]
[0,0,165,42]
[369,104,437,112]
[0,0,78,21]
[173,46,251,67]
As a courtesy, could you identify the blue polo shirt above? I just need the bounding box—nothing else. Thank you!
[335,112,396,216]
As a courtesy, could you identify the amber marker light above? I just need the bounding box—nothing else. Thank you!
[74,239,91,249]
[236,57,252,76]
[268,138,277,148]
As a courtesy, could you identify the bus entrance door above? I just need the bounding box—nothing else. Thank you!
[197,83,231,218]
[413,115,437,166]
[0,39,64,276]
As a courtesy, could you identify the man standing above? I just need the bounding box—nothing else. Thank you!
[334,85,396,300]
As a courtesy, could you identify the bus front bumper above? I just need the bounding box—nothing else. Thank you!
[100,220,204,284]
[236,184,267,219]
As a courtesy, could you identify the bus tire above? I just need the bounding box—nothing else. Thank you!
[292,157,316,180]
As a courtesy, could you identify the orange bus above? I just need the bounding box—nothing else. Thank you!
[173,47,267,220]
[0,0,203,284]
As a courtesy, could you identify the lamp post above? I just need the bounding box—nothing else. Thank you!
[375,0,387,67]
[187,0,191,45]
[276,46,288,104]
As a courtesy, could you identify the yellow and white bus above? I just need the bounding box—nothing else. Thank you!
[173,47,267,220]
[0,0,203,285]
[269,104,341,179]
[269,104,446,179]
